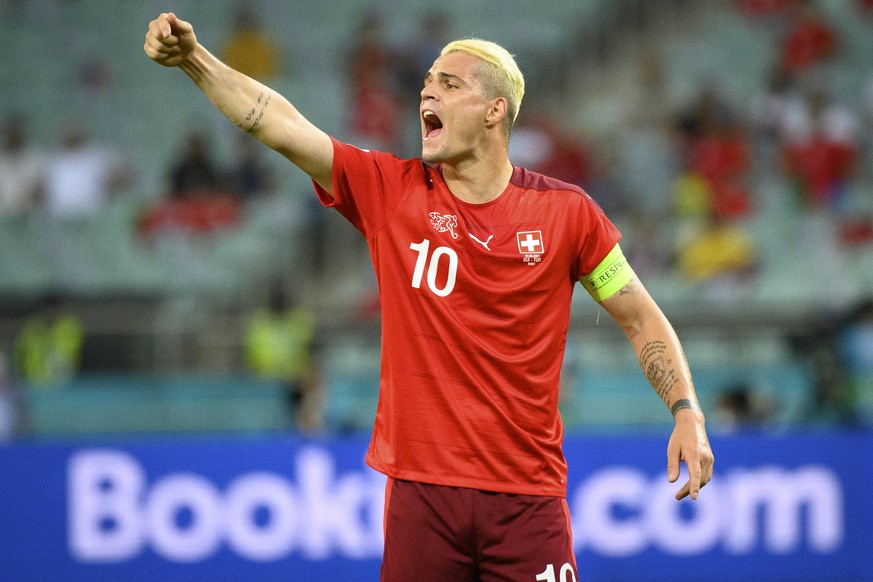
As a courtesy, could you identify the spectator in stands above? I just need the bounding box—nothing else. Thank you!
[221,3,281,82]
[168,129,223,198]
[797,329,856,426]
[508,104,592,187]
[0,115,46,217]
[0,116,47,216]
[672,165,713,219]
[778,0,837,82]
[752,68,807,143]
[344,9,403,151]
[245,283,322,433]
[781,89,860,210]
[673,87,734,159]
[43,124,130,218]
[13,293,84,387]
[227,133,278,200]
[675,87,753,219]
[687,117,753,219]
[836,299,873,424]
[139,129,242,237]
[712,383,774,432]
[677,210,758,299]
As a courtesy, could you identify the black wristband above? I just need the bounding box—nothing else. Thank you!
[670,399,699,417]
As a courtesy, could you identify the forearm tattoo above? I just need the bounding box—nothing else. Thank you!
[639,340,679,402]
[240,89,271,133]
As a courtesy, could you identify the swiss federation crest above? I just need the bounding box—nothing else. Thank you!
[429,212,459,239]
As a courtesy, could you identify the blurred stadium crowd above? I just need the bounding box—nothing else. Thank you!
[1,0,872,439]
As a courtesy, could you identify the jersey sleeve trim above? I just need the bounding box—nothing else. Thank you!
[581,244,635,302]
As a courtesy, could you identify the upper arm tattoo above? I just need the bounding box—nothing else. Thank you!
[617,280,635,296]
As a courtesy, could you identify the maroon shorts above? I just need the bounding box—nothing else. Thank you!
[381,478,578,582]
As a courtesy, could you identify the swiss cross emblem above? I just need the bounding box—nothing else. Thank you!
[516,231,544,254]
[517,230,544,265]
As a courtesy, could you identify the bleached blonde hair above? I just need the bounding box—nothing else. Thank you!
[440,38,525,134]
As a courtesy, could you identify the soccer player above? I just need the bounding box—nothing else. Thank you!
[145,13,714,581]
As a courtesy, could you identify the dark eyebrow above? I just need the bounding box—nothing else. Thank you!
[423,71,464,86]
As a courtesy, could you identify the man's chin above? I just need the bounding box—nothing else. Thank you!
[423,137,453,160]
[421,147,441,164]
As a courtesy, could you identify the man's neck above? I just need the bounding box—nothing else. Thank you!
[441,155,514,205]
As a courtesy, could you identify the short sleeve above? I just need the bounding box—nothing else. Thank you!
[312,138,422,238]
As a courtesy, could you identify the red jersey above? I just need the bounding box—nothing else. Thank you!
[314,138,622,497]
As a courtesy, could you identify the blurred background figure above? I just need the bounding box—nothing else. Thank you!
[344,9,403,152]
[221,2,281,81]
[138,128,243,240]
[509,103,593,188]
[0,354,22,442]
[780,89,860,210]
[168,129,224,199]
[836,299,873,423]
[227,133,279,201]
[245,282,322,433]
[778,0,838,83]
[13,293,84,388]
[712,382,775,432]
[43,124,130,219]
[0,115,46,217]
[676,210,758,300]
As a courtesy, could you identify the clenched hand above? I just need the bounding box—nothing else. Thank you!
[143,12,197,67]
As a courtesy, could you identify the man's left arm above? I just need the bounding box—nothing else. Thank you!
[599,276,715,500]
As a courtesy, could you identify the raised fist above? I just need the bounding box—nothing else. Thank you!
[143,12,197,67]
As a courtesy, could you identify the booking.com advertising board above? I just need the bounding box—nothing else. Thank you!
[0,431,870,582]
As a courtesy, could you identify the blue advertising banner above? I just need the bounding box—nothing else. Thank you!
[0,431,870,581]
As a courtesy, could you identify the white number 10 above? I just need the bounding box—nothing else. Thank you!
[536,563,577,582]
[409,239,458,297]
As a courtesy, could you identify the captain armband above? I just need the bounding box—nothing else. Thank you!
[581,244,636,302]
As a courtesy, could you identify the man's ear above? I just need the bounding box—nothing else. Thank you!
[485,97,508,128]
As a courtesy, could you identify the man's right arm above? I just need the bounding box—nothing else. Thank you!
[143,13,333,192]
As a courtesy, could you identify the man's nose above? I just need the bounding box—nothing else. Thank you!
[421,83,438,101]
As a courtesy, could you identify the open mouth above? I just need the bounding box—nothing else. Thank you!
[422,110,443,139]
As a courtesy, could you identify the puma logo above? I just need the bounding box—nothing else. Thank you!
[469,233,494,251]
